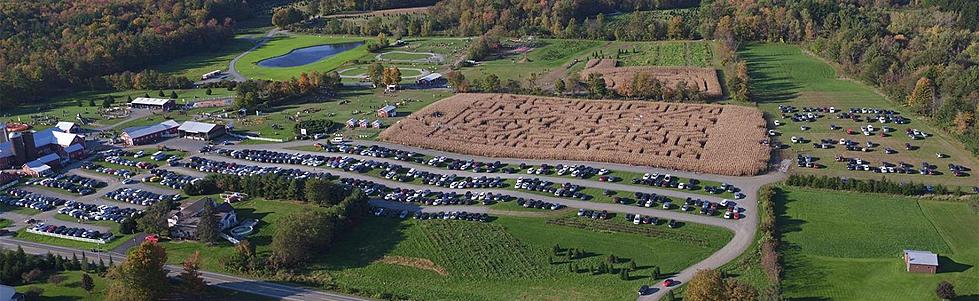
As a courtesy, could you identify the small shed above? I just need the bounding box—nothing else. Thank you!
[358,119,369,128]
[377,105,397,118]
[346,118,357,128]
[371,120,383,129]
[904,249,939,274]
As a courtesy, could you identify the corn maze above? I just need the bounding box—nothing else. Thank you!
[380,93,769,176]
[581,59,723,98]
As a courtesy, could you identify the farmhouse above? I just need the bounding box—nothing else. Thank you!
[167,198,238,240]
[903,249,939,274]
[178,121,226,141]
[120,120,179,146]
[0,128,85,170]
[55,122,78,133]
[22,153,62,177]
[377,105,397,118]
[416,73,446,86]
[129,97,176,110]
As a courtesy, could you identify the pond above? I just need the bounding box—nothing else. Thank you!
[257,42,364,68]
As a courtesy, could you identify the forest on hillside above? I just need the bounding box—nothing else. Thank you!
[0,0,256,107]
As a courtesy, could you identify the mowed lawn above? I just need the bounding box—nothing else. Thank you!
[235,34,367,81]
[156,36,256,80]
[460,39,605,83]
[308,213,732,301]
[777,187,979,300]
[741,43,979,187]
[231,88,451,141]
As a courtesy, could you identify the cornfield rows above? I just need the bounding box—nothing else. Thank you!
[381,93,769,176]
[581,58,723,98]
[412,220,556,279]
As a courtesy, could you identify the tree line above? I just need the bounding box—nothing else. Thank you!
[0,0,253,107]
[233,71,341,110]
[785,174,962,196]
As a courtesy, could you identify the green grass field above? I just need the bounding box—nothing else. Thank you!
[14,270,273,301]
[777,186,979,300]
[231,88,450,141]
[235,35,367,81]
[2,88,233,132]
[156,37,256,80]
[305,213,732,300]
[460,39,605,83]
[741,43,979,187]
[614,40,716,67]
[378,52,434,61]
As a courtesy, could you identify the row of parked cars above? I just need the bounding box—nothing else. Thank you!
[59,200,141,223]
[104,187,182,206]
[625,213,680,228]
[28,223,113,241]
[1,190,66,211]
[105,156,157,170]
[187,157,333,180]
[144,169,201,190]
[81,162,136,178]
[515,177,591,200]
[24,174,105,195]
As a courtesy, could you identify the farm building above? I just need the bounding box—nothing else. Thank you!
[178,121,226,141]
[55,122,78,133]
[903,250,939,274]
[358,119,369,128]
[129,97,176,110]
[346,118,357,128]
[168,198,238,240]
[120,120,179,146]
[371,120,383,128]
[377,105,397,118]
[0,128,85,170]
[22,153,62,177]
[416,73,446,86]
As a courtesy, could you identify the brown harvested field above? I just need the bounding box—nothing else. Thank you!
[582,59,723,98]
[323,6,431,19]
[380,93,770,176]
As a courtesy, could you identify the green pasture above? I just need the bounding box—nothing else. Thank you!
[777,186,979,300]
[235,35,368,81]
[307,212,731,300]
[231,88,450,142]
[612,40,716,67]
[460,39,605,83]
[156,37,256,80]
[741,43,979,187]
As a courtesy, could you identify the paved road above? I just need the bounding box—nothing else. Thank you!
[0,238,369,301]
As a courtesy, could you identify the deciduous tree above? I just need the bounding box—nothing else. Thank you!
[685,269,725,301]
[106,241,169,301]
[180,251,207,297]
[937,281,956,300]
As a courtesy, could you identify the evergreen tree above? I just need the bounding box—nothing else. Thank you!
[81,273,95,296]
[81,253,89,271]
[196,202,220,245]
[170,91,178,99]
[158,90,165,97]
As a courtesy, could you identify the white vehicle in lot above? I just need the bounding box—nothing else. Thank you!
[720,199,735,207]
[633,214,642,225]
[330,136,346,144]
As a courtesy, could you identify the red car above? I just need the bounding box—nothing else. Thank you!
[662,279,677,287]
